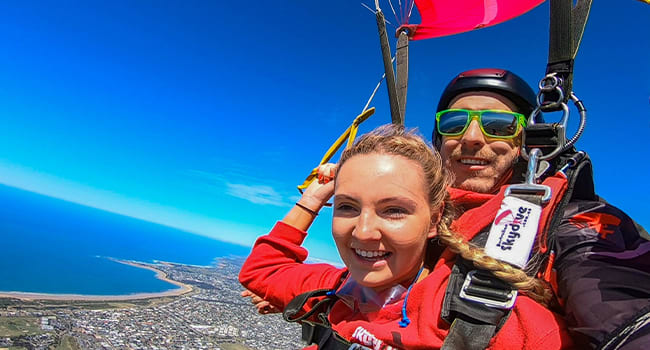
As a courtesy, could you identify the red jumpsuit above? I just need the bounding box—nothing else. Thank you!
[239,221,574,350]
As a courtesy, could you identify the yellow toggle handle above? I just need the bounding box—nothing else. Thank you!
[297,108,375,193]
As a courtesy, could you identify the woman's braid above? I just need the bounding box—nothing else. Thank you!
[435,220,554,306]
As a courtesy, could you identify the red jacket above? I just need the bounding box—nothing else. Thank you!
[239,221,574,350]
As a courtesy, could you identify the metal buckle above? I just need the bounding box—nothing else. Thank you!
[459,271,518,309]
[507,147,552,203]
[504,184,551,203]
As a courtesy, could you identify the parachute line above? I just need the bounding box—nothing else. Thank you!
[362,57,394,113]
[388,0,399,25]
[361,2,375,14]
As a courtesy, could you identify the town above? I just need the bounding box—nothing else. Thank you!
[0,257,303,350]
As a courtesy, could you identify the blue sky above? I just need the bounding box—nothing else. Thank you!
[0,1,648,263]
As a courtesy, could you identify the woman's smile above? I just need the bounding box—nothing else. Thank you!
[332,153,437,290]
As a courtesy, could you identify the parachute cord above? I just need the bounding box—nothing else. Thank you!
[387,0,398,25]
[362,57,395,113]
[407,0,415,19]
[362,2,395,27]
[369,0,415,26]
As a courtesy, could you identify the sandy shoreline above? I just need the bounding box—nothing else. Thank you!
[0,260,193,301]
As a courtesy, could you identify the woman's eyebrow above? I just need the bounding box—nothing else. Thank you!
[377,197,418,208]
[333,194,357,202]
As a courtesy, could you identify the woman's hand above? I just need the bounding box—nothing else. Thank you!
[282,163,338,230]
[298,163,338,214]
[241,289,280,315]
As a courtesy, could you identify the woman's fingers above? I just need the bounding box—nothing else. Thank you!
[317,163,337,184]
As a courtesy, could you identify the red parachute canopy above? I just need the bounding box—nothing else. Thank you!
[410,0,545,40]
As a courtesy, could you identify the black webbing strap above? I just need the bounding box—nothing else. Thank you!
[300,321,354,350]
[282,272,355,350]
[283,289,354,349]
[395,30,409,123]
[441,234,513,350]
[544,0,592,109]
[442,191,547,349]
[283,288,336,323]
[376,9,402,125]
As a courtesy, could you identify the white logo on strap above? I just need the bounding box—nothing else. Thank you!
[484,196,542,268]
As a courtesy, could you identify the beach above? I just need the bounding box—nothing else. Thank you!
[0,260,192,301]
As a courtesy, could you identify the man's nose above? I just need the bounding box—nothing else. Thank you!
[460,120,486,148]
[352,210,381,241]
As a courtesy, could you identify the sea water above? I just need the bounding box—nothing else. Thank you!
[0,184,250,295]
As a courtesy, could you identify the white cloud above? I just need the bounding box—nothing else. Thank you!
[225,183,286,206]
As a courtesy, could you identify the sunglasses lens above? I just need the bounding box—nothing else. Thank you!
[437,110,470,135]
[481,111,519,137]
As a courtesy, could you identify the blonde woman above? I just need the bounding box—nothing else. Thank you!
[239,124,572,349]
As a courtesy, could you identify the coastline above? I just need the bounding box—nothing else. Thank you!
[0,259,193,301]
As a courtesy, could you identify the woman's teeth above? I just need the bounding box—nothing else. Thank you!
[354,248,391,260]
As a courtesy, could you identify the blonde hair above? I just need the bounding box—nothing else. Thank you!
[339,124,553,307]
[338,124,448,212]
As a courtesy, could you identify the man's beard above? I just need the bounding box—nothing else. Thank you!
[446,148,518,194]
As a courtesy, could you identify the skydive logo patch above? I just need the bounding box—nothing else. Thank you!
[485,196,542,268]
[495,206,532,251]
[494,209,513,226]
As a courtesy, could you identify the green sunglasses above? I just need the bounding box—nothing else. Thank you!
[435,109,527,139]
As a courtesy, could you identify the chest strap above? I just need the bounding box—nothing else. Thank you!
[441,233,513,350]
[282,272,364,350]
[442,171,560,349]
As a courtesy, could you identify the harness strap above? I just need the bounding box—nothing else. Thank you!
[375,7,402,125]
[395,29,409,123]
[283,288,336,323]
[301,321,353,350]
[283,273,353,349]
[441,237,512,350]
[442,318,499,350]
[543,0,592,109]
[442,172,572,349]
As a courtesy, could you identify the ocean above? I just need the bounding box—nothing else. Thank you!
[0,184,251,295]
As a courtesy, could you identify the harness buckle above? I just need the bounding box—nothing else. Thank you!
[459,271,518,309]
[507,147,552,203]
[504,184,551,203]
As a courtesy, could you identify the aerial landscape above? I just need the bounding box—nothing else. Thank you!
[1,1,648,349]
[0,257,303,350]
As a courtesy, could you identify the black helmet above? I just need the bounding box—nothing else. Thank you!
[433,68,539,147]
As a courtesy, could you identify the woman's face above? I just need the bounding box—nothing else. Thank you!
[332,153,437,291]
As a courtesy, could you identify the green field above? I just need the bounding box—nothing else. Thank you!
[0,316,44,337]
[55,335,81,350]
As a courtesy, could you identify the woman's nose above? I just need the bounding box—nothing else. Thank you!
[352,210,381,241]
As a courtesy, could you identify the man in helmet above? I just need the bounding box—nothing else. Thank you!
[435,68,650,349]
[242,67,649,348]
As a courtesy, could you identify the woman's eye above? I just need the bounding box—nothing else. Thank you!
[335,203,356,212]
[384,207,408,218]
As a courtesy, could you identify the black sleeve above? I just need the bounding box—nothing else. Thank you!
[553,200,650,349]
